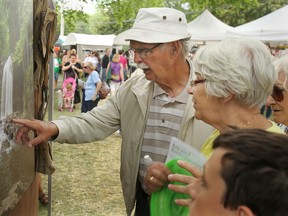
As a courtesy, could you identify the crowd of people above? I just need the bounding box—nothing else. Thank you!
[52,46,136,113]
[14,6,288,216]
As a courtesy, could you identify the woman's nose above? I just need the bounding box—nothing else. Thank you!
[187,86,194,95]
[266,96,276,106]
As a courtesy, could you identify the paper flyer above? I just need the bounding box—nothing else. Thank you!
[166,137,207,169]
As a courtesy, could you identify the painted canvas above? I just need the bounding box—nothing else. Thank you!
[0,0,34,214]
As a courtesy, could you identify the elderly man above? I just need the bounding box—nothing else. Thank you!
[13,8,213,215]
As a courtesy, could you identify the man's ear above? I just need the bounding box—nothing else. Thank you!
[237,205,254,216]
[169,41,180,55]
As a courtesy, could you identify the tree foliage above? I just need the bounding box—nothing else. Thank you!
[54,0,288,36]
[55,0,89,35]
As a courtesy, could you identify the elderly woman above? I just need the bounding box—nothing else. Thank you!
[266,55,288,134]
[168,38,284,208]
[81,61,102,112]
[190,38,283,158]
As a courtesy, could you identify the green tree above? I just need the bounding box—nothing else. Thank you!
[55,0,90,35]
[54,0,287,36]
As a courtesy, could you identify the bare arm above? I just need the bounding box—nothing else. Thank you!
[92,80,102,101]
[120,64,124,82]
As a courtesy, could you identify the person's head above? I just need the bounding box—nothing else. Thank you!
[105,48,111,55]
[71,49,77,54]
[70,53,77,63]
[66,82,73,90]
[266,55,288,125]
[83,61,94,73]
[125,7,192,82]
[112,54,120,63]
[189,38,276,122]
[190,128,288,216]
[118,50,124,55]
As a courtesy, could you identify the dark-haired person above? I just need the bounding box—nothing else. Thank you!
[188,129,288,216]
[62,53,82,79]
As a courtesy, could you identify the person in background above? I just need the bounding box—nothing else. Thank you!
[63,82,74,109]
[110,48,116,61]
[53,51,62,89]
[84,50,99,71]
[61,49,70,68]
[128,49,137,74]
[101,48,111,81]
[94,51,101,73]
[118,49,129,80]
[266,55,288,134]
[106,54,124,96]
[62,53,82,79]
[81,62,102,112]
[12,8,214,215]
[188,129,288,216]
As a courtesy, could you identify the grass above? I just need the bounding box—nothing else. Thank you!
[39,74,126,216]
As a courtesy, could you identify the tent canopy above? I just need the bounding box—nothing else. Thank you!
[227,5,288,42]
[113,30,130,46]
[63,33,116,46]
[62,33,116,60]
[188,9,233,41]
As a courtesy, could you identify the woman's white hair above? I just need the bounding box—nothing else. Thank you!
[273,55,288,90]
[193,38,276,108]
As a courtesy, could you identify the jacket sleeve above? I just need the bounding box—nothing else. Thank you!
[52,95,121,144]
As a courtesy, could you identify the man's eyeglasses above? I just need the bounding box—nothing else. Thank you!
[130,43,164,59]
[271,85,286,102]
[190,79,206,87]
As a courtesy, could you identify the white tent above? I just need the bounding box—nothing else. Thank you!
[226,5,288,42]
[62,33,116,60]
[187,9,233,42]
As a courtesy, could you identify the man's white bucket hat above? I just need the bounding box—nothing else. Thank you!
[125,7,191,43]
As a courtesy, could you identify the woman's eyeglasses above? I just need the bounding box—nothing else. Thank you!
[271,85,286,102]
[190,79,206,87]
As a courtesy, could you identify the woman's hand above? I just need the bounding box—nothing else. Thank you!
[144,162,172,194]
[92,94,97,101]
[168,160,203,206]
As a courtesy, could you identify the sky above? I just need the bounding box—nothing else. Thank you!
[58,0,96,14]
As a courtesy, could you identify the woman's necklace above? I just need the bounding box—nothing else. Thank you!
[242,113,261,128]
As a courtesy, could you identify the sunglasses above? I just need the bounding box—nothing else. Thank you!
[83,66,88,69]
[271,85,286,102]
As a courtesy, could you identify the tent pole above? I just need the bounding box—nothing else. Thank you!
[47,53,54,216]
